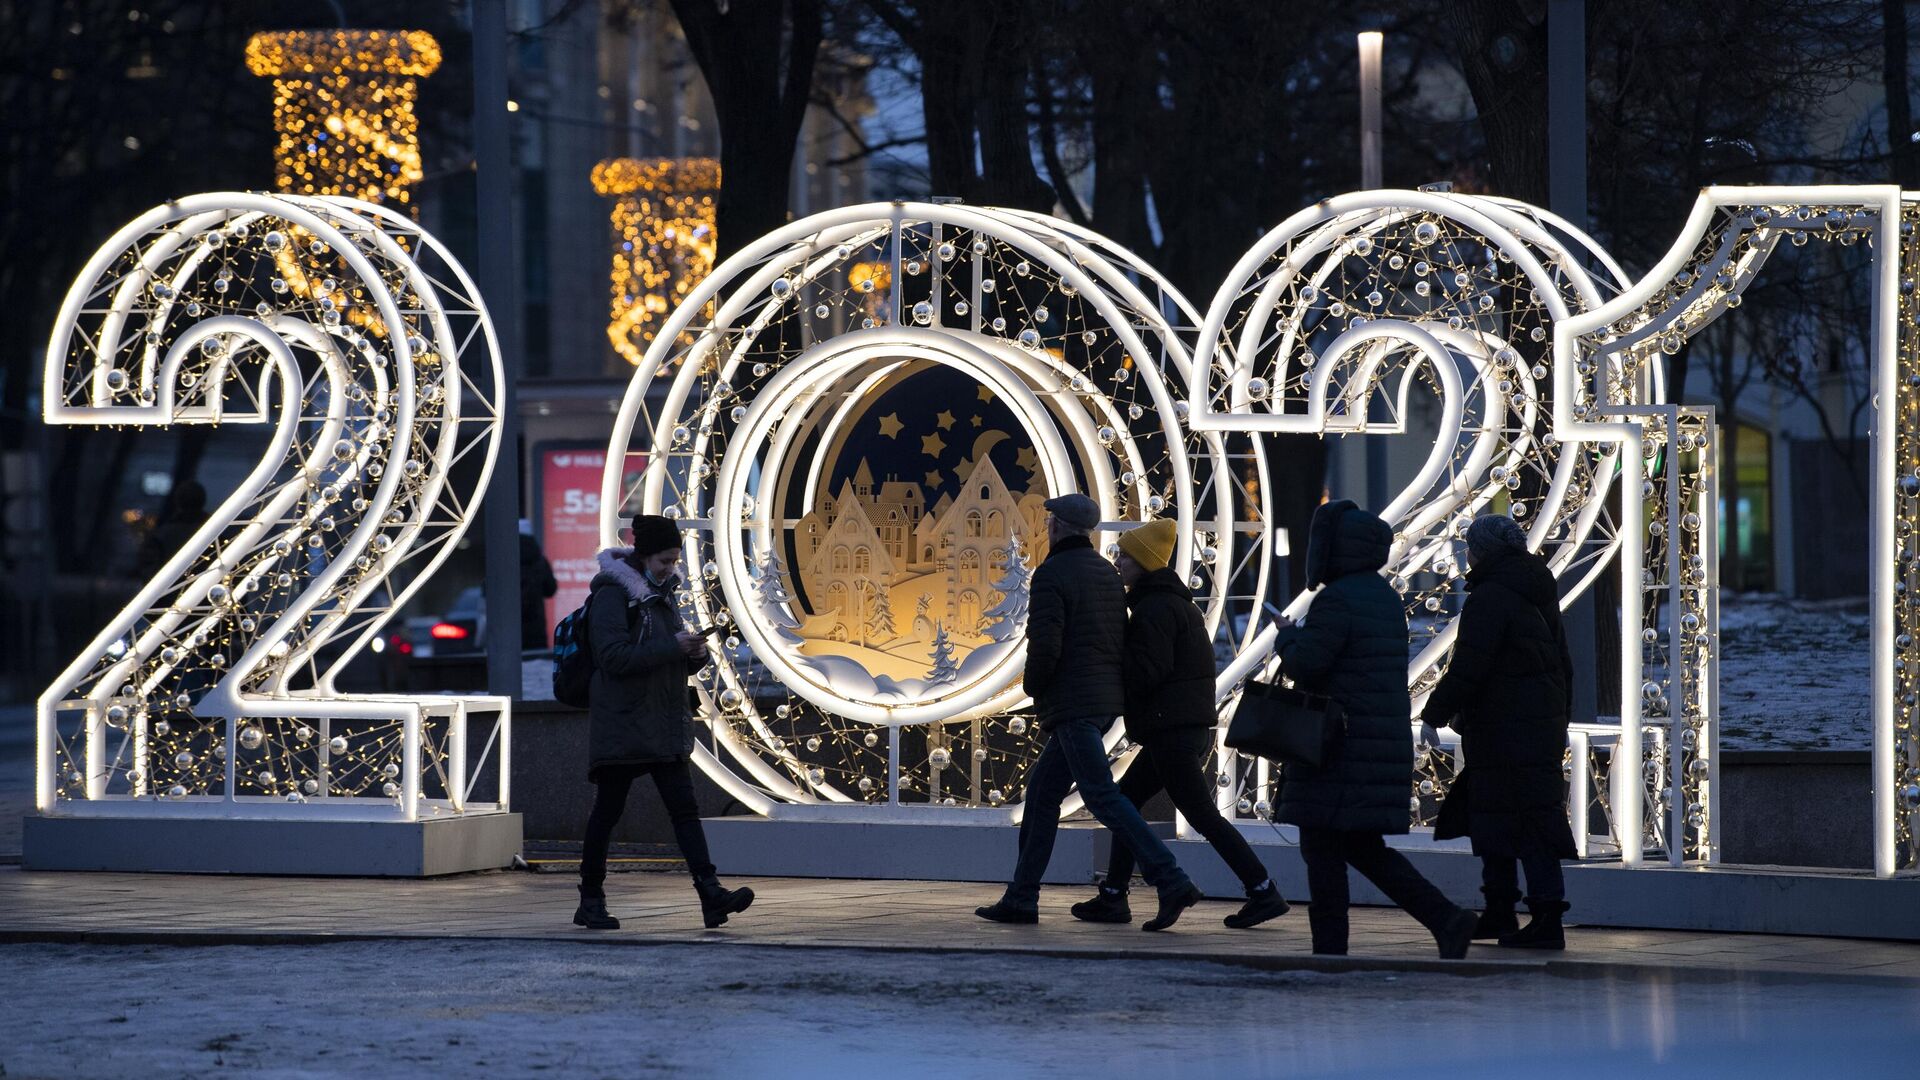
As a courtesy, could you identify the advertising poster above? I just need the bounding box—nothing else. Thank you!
[537,446,646,633]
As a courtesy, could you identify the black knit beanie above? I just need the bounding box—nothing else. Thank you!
[629,513,682,557]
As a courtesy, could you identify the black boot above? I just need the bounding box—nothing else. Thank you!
[1142,881,1204,932]
[1474,886,1521,940]
[1433,906,1478,959]
[1499,899,1568,950]
[974,896,1039,924]
[694,876,755,929]
[1223,880,1290,930]
[1070,885,1131,924]
[1307,904,1348,955]
[573,887,619,930]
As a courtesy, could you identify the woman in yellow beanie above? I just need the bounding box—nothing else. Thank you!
[1071,518,1292,929]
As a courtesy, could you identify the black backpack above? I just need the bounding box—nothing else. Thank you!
[551,587,644,707]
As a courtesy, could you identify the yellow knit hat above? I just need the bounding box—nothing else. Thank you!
[1118,517,1177,572]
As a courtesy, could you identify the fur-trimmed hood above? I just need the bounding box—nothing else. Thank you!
[593,546,675,603]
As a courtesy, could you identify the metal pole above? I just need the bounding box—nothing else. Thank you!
[475,0,525,698]
[1357,32,1383,190]
[1357,31,1388,512]
[1549,0,1598,726]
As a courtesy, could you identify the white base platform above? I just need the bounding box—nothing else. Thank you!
[704,817,1920,941]
[22,812,523,877]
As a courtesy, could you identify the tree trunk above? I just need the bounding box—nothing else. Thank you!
[1887,0,1917,188]
[1451,0,1552,203]
[671,0,824,262]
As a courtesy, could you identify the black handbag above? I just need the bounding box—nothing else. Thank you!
[1225,679,1344,768]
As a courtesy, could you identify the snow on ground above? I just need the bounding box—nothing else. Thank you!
[1717,593,1872,750]
[1,940,1914,1079]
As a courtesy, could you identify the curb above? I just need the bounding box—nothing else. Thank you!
[4,926,1915,987]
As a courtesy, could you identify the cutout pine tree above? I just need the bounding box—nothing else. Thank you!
[866,583,898,643]
[926,622,960,685]
[754,548,805,644]
[981,536,1031,643]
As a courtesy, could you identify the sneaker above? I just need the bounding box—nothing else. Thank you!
[1142,882,1204,932]
[974,899,1039,924]
[1070,886,1132,924]
[1223,882,1290,929]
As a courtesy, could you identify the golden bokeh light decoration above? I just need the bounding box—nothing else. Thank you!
[592,157,720,365]
[245,30,441,207]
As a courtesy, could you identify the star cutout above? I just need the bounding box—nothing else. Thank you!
[1015,447,1039,473]
[935,410,956,430]
[877,413,903,438]
[924,469,944,487]
[970,414,983,427]
[920,432,947,457]
[977,385,995,403]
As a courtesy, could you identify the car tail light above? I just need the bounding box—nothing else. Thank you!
[429,622,470,641]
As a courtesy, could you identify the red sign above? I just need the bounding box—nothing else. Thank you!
[538,447,645,633]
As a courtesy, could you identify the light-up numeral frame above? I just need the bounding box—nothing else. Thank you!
[1188,189,1705,865]
[38,192,508,822]
[602,202,1278,818]
[1561,186,1912,876]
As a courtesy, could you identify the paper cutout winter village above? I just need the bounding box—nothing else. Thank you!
[752,452,1047,697]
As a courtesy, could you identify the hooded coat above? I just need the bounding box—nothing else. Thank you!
[1120,566,1218,740]
[584,547,698,779]
[1424,548,1579,859]
[1273,501,1415,835]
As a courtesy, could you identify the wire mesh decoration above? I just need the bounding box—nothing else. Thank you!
[38,192,507,821]
[604,203,1277,818]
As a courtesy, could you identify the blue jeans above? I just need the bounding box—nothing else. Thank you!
[1008,717,1191,905]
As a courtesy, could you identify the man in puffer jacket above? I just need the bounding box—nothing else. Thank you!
[1274,500,1477,958]
[1069,517,1289,930]
[1424,514,1578,949]
[976,495,1204,932]
[573,513,755,932]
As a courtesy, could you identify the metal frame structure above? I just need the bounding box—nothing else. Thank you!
[602,202,1278,819]
[39,192,509,824]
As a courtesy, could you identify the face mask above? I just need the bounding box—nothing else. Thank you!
[643,565,679,591]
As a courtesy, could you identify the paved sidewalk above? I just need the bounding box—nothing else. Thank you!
[4,866,1919,983]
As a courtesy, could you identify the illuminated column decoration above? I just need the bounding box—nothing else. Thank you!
[592,157,720,365]
[245,30,441,206]
[602,204,1278,819]
[38,192,507,822]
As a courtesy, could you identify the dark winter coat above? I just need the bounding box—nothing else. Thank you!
[585,547,698,780]
[1121,566,1217,740]
[1273,501,1416,835]
[1425,548,1579,859]
[1023,534,1127,729]
[520,533,559,650]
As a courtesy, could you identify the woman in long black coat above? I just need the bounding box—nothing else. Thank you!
[1274,500,1478,958]
[1423,514,1578,950]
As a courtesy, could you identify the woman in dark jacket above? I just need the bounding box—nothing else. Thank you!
[1423,514,1578,949]
[574,514,754,931]
[1070,518,1290,930]
[1274,500,1477,957]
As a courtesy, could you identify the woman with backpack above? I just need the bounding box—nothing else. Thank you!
[572,513,755,931]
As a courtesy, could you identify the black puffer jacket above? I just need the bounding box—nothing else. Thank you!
[1426,548,1578,859]
[1121,566,1217,740]
[1273,501,1415,835]
[585,548,698,779]
[1023,534,1127,729]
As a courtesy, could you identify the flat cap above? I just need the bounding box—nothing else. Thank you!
[1042,492,1101,531]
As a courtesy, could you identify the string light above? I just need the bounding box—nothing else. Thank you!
[592,157,719,365]
[245,30,441,207]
